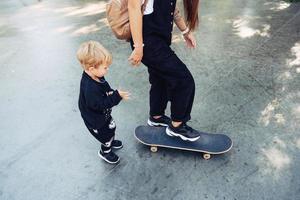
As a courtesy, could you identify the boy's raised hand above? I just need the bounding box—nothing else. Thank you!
[118,90,131,100]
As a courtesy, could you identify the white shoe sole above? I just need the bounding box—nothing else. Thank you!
[166,127,200,142]
[112,145,123,150]
[98,150,120,164]
[147,119,168,127]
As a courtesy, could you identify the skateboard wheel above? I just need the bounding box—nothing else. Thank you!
[203,153,211,160]
[150,146,158,153]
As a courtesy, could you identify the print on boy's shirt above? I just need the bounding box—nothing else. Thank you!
[103,90,114,120]
[109,118,116,129]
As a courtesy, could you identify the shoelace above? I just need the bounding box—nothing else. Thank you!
[183,123,193,131]
[161,115,169,121]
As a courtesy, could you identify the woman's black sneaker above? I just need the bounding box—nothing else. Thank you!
[147,115,171,127]
[98,150,120,164]
[112,140,123,149]
[166,123,200,142]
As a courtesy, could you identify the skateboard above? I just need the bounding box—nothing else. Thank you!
[135,125,233,160]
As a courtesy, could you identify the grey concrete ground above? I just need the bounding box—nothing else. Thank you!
[0,0,300,199]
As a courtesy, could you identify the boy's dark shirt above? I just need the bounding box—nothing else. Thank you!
[78,71,122,129]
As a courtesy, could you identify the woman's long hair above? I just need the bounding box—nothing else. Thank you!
[183,0,199,31]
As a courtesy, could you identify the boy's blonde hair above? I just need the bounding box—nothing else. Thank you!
[77,40,112,70]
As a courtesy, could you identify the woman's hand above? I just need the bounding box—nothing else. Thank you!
[128,0,143,66]
[183,32,197,49]
[128,47,143,66]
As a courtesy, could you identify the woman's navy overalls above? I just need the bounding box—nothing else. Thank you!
[130,0,195,122]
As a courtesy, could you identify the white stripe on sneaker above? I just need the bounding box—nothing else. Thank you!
[112,144,123,149]
[147,119,168,127]
[98,150,120,164]
[103,149,111,153]
[166,127,200,142]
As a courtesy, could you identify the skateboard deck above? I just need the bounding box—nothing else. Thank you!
[135,125,233,159]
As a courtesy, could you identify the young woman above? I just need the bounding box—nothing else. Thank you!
[128,0,201,141]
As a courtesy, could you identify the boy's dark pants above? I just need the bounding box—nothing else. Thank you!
[138,36,196,123]
[87,117,116,153]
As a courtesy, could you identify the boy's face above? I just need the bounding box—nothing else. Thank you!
[90,64,109,78]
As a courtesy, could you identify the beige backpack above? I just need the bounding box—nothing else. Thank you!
[106,0,148,41]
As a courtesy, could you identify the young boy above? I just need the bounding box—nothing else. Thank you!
[77,40,130,164]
